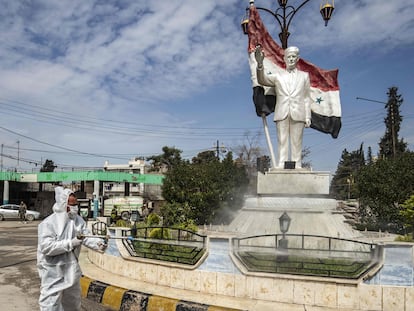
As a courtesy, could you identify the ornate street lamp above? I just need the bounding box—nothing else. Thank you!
[320,1,335,26]
[278,211,291,261]
[242,0,335,49]
[241,11,249,35]
[279,211,291,239]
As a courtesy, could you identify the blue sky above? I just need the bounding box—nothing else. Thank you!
[0,0,413,174]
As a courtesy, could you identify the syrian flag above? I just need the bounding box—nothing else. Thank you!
[247,6,342,138]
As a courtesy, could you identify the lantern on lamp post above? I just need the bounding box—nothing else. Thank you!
[320,1,335,26]
[279,211,291,239]
[278,211,291,251]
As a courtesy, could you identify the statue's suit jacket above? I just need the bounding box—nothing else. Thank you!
[257,68,311,122]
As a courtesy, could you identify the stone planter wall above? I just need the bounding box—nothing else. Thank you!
[87,249,414,311]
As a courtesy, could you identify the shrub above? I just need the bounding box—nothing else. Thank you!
[149,227,171,240]
[147,213,161,226]
[115,219,131,228]
[395,235,414,242]
[173,219,198,233]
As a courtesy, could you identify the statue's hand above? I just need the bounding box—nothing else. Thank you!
[254,45,264,68]
[305,118,311,128]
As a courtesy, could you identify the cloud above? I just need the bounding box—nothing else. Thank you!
[293,1,414,54]
[0,0,413,170]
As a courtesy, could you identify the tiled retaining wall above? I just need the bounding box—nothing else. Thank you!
[87,249,414,311]
[80,276,242,311]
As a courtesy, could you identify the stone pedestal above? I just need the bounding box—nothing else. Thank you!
[257,169,330,196]
[227,168,358,239]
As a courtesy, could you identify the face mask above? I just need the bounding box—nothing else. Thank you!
[68,205,79,219]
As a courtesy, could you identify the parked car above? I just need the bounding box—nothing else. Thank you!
[0,204,40,221]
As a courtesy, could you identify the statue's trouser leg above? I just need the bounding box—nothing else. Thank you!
[276,118,289,167]
[290,119,305,168]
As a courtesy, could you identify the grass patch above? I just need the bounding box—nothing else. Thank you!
[131,240,205,265]
[237,251,372,279]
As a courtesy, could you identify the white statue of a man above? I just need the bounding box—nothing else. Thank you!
[255,45,311,169]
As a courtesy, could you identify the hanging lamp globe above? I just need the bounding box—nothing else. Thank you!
[279,211,291,234]
[278,0,288,8]
[241,18,249,35]
[320,1,335,26]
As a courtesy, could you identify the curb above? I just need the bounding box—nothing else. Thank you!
[80,276,246,311]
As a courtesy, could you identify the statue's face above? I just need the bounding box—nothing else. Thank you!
[284,52,299,70]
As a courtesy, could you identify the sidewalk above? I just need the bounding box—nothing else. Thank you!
[0,220,113,311]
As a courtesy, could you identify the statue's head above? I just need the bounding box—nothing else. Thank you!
[284,46,300,70]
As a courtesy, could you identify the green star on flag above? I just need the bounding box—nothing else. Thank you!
[316,97,324,104]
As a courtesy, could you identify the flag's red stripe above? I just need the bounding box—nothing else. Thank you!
[247,7,339,92]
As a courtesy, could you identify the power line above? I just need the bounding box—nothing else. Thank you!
[0,98,258,133]
[356,97,386,104]
[0,125,127,160]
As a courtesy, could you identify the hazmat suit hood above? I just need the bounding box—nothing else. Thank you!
[52,186,73,235]
[53,186,73,213]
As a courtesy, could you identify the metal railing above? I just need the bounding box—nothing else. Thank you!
[121,226,207,265]
[232,234,383,278]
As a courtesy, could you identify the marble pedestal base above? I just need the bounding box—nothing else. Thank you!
[227,169,358,238]
[257,169,330,196]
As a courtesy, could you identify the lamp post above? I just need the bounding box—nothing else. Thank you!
[214,140,227,160]
[278,211,291,261]
[279,211,291,240]
[242,0,335,49]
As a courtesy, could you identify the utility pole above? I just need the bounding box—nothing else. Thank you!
[356,96,397,158]
[389,97,397,158]
[17,140,20,171]
[214,140,227,160]
[1,144,3,171]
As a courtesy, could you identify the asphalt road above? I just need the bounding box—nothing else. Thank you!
[0,219,113,311]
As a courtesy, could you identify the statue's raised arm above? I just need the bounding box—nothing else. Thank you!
[255,45,274,87]
[254,45,264,68]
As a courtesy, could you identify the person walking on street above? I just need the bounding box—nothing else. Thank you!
[19,201,27,223]
[37,186,107,311]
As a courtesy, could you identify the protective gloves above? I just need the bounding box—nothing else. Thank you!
[97,240,108,252]
[71,237,82,249]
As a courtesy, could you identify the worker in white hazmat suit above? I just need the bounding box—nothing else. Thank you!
[37,186,107,311]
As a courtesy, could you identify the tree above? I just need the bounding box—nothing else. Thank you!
[161,151,249,225]
[218,152,250,220]
[40,159,56,172]
[378,87,407,159]
[230,131,262,169]
[367,146,374,164]
[191,150,217,164]
[146,146,184,172]
[356,152,414,232]
[330,144,365,200]
[230,131,262,180]
[400,195,414,238]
